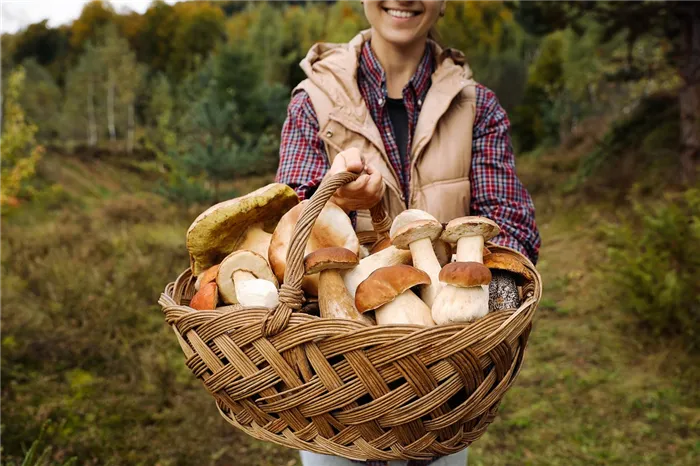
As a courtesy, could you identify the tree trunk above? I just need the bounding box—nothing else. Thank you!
[127,102,134,155]
[87,80,97,147]
[107,75,116,143]
[678,7,700,184]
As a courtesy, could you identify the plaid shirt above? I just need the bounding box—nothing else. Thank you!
[276,41,540,265]
[276,42,540,462]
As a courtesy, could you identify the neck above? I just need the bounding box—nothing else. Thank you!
[370,32,427,99]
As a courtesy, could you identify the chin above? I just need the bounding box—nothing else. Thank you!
[377,29,422,47]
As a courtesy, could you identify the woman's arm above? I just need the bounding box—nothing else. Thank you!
[275,90,330,200]
[470,84,542,265]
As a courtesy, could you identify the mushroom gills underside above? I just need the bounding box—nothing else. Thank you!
[488,271,520,311]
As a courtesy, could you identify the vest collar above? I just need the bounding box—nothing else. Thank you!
[298,29,473,128]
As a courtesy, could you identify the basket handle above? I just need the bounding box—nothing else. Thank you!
[261,170,388,337]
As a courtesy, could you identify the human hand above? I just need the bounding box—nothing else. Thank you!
[327,148,385,212]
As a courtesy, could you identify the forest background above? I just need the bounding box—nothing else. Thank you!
[1,1,699,465]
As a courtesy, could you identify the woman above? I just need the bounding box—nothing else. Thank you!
[276,1,541,465]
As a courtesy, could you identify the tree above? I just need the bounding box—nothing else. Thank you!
[69,0,116,51]
[63,42,102,146]
[517,1,700,183]
[90,24,144,150]
[17,58,62,141]
[1,66,45,210]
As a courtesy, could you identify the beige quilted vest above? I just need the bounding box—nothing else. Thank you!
[294,30,477,242]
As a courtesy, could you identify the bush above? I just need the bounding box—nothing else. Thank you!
[598,187,700,350]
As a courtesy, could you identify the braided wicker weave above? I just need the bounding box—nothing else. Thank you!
[158,171,542,461]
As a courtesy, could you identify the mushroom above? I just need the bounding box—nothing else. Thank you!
[433,239,453,267]
[484,252,534,311]
[431,262,492,325]
[186,183,299,275]
[355,265,435,326]
[390,210,444,307]
[190,281,219,310]
[304,247,373,325]
[216,250,279,308]
[440,216,500,263]
[194,264,220,292]
[268,200,359,296]
[342,245,413,299]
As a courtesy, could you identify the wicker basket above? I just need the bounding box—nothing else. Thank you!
[158,171,542,461]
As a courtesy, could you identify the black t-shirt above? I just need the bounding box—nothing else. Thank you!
[386,97,409,162]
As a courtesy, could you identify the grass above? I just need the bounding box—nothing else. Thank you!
[2,142,699,465]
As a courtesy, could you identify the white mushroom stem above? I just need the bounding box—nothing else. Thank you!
[456,235,485,263]
[237,222,272,260]
[375,290,435,326]
[431,284,489,325]
[408,237,443,308]
[342,246,412,299]
[318,270,373,325]
[233,270,278,308]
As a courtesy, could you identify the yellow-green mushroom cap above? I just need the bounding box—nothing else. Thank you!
[186,183,299,275]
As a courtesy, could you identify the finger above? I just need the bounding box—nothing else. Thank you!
[367,171,384,200]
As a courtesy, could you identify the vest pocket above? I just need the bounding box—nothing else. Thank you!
[417,178,471,224]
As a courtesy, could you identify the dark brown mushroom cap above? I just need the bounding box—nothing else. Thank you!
[355,265,431,313]
[483,252,533,285]
[440,216,500,244]
[304,247,359,275]
[391,219,443,250]
[439,261,492,287]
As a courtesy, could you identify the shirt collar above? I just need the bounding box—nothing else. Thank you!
[358,40,434,105]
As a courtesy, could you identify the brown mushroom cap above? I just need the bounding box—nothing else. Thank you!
[304,247,359,275]
[195,264,220,291]
[186,183,299,275]
[440,216,501,244]
[483,252,533,285]
[216,250,278,304]
[269,200,358,295]
[391,219,443,250]
[355,264,431,313]
[370,237,393,254]
[439,261,492,287]
[190,281,219,310]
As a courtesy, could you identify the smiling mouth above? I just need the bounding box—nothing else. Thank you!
[383,8,421,19]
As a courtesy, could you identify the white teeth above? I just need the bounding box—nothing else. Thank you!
[386,9,415,18]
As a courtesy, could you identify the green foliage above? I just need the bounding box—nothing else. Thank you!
[437,1,534,113]
[17,58,62,140]
[1,66,45,211]
[598,187,700,350]
[571,93,680,190]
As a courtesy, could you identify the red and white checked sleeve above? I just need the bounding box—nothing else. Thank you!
[470,85,541,264]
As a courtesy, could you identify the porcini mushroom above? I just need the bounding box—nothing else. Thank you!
[268,200,359,296]
[433,239,453,267]
[190,281,219,310]
[390,210,445,307]
[440,216,500,263]
[216,250,279,308]
[194,264,220,291]
[304,247,373,325]
[355,265,435,326]
[186,183,299,275]
[342,245,413,299]
[484,252,534,311]
[431,262,492,325]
